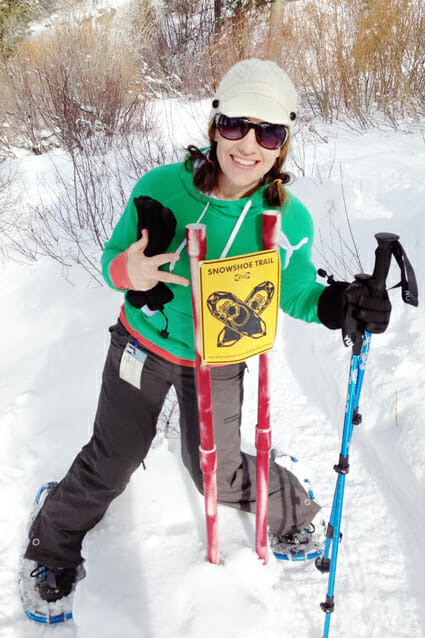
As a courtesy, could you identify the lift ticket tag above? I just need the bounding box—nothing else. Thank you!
[119,342,147,389]
[198,249,280,365]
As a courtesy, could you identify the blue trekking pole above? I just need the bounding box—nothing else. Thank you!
[315,330,371,637]
[315,232,418,638]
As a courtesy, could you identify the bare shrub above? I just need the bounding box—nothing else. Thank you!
[0,161,20,263]
[7,99,177,283]
[204,0,425,126]
[206,4,271,80]
[132,0,271,98]
[123,0,222,97]
[284,0,425,126]
[156,387,180,441]
[0,0,39,58]
[1,18,144,153]
[0,55,48,154]
[314,180,364,283]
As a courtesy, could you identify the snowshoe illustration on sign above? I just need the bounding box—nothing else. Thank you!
[207,281,275,347]
[19,482,85,624]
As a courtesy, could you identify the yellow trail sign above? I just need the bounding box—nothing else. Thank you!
[199,249,281,365]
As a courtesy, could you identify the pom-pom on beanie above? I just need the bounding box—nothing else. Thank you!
[209,59,297,128]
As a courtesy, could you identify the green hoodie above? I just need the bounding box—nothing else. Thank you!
[102,159,325,364]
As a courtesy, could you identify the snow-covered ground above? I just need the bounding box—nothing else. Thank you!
[0,110,424,638]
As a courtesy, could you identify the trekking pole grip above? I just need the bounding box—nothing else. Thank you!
[370,232,399,293]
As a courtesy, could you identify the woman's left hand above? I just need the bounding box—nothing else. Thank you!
[317,277,391,348]
[344,280,392,334]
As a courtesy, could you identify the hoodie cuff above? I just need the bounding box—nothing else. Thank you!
[109,251,133,290]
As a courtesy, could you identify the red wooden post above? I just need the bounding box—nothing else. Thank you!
[255,210,281,563]
[186,223,219,564]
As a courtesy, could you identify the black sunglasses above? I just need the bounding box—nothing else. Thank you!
[215,114,289,150]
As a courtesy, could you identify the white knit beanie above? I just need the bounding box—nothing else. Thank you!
[209,59,297,128]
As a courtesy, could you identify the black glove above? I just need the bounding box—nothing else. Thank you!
[318,233,418,349]
[318,277,391,346]
[317,280,349,330]
[127,282,174,311]
[344,278,391,335]
[127,196,177,312]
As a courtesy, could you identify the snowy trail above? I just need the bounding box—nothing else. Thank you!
[1,122,424,638]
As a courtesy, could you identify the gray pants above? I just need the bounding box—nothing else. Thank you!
[25,321,319,568]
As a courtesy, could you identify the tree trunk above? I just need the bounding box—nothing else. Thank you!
[267,0,285,62]
[214,0,222,23]
[214,0,222,42]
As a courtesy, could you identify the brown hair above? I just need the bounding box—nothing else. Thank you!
[185,120,292,208]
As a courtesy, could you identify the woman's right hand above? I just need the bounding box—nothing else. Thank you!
[126,229,190,291]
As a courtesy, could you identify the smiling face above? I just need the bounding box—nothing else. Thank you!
[213,118,282,200]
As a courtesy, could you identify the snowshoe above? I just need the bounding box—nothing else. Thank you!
[270,449,325,561]
[19,482,85,624]
[269,521,325,562]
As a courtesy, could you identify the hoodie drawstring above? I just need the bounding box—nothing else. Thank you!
[169,202,210,272]
[220,200,252,259]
